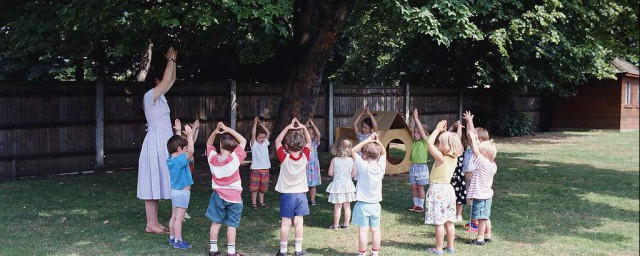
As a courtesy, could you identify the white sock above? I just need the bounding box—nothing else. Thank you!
[358,251,367,256]
[210,240,218,252]
[413,197,419,207]
[228,243,236,254]
[175,237,182,243]
[169,235,175,240]
[280,242,288,254]
[418,198,425,207]
[294,238,303,252]
[372,249,380,255]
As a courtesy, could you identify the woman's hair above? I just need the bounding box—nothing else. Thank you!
[331,138,353,157]
[437,131,463,158]
[362,117,373,129]
[362,142,382,161]
[143,67,163,91]
[167,135,187,154]
[220,133,239,151]
[285,130,306,152]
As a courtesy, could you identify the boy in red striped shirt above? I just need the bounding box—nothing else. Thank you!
[463,111,497,246]
[205,122,247,256]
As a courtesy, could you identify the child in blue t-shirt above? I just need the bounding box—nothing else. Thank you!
[166,121,195,250]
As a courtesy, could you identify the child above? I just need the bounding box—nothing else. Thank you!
[351,133,386,256]
[463,126,490,232]
[166,122,195,249]
[173,119,200,220]
[274,118,312,256]
[448,120,467,222]
[306,119,322,205]
[326,138,357,230]
[463,111,497,245]
[205,122,247,256]
[408,108,430,213]
[249,117,271,210]
[353,107,379,142]
[424,120,463,255]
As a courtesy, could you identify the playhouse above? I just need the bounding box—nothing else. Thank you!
[335,111,412,175]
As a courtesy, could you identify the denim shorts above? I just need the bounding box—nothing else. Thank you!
[279,193,310,218]
[408,163,430,185]
[352,202,381,228]
[471,198,492,220]
[205,191,243,227]
[171,189,191,209]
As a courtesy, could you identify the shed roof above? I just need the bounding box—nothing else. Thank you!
[612,58,639,75]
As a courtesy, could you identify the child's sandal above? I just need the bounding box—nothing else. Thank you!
[252,204,258,210]
[328,225,338,230]
[339,224,349,229]
[260,203,269,208]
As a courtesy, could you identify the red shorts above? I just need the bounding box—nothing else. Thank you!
[249,169,270,193]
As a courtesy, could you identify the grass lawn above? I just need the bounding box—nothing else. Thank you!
[0,131,638,255]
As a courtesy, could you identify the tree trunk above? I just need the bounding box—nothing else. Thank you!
[276,0,355,130]
[136,42,153,82]
[74,58,84,82]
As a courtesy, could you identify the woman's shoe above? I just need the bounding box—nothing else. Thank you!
[145,226,169,235]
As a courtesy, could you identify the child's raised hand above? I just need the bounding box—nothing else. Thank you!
[454,120,464,129]
[463,111,473,123]
[412,108,418,117]
[173,119,182,132]
[184,124,193,136]
[192,119,200,129]
[436,120,447,132]
[253,117,259,125]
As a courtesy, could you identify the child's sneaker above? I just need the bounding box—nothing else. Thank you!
[169,237,175,245]
[467,240,486,246]
[408,206,417,212]
[455,216,463,222]
[209,252,222,256]
[275,252,287,256]
[413,206,424,213]
[294,250,308,256]
[173,240,192,250]
[484,238,493,243]
[226,253,245,256]
[184,212,191,219]
[445,247,455,254]
[427,248,444,255]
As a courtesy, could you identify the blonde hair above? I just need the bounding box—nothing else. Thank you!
[413,125,430,137]
[475,127,490,142]
[437,131,463,157]
[478,139,497,161]
[331,138,353,157]
[362,142,382,161]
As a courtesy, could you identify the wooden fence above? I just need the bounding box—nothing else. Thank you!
[0,81,545,179]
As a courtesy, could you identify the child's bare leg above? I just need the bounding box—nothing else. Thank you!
[411,184,419,198]
[371,227,381,252]
[169,207,176,236]
[444,221,455,248]
[259,192,265,205]
[343,202,352,227]
[456,204,463,217]
[251,191,258,205]
[280,217,292,243]
[358,227,368,253]
[477,219,487,241]
[293,216,304,239]
[309,187,316,203]
[210,222,222,241]
[485,219,492,237]
[173,207,186,240]
[227,226,237,244]
[333,204,343,227]
[434,224,445,250]
[418,185,426,200]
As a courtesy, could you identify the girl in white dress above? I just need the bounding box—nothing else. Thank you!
[326,138,357,230]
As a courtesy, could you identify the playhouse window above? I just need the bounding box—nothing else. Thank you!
[625,82,632,106]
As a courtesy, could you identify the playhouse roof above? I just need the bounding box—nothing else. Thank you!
[612,58,639,76]
[350,111,411,132]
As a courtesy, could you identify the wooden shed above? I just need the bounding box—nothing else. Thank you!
[334,111,412,175]
[552,58,640,131]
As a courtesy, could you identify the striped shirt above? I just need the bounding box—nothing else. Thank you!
[207,145,247,203]
[274,146,310,193]
[467,155,496,199]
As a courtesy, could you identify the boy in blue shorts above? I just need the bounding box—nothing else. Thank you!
[274,118,311,256]
[166,121,195,249]
[351,133,386,256]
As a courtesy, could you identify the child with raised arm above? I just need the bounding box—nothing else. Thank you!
[353,107,379,142]
[463,126,490,232]
[326,138,357,230]
[463,111,497,246]
[408,108,430,213]
[424,120,463,255]
[274,118,311,256]
[305,119,322,205]
[166,121,195,249]
[351,133,386,256]
[205,122,247,256]
[249,117,271,210]
[448,120,467,222]
[173,119,200,220]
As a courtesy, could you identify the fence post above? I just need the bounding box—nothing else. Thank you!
[458,85,464,120]
[404,83,410,121]
[95,79,105,173]
[229,79,237,130]
[328,82,334,147]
